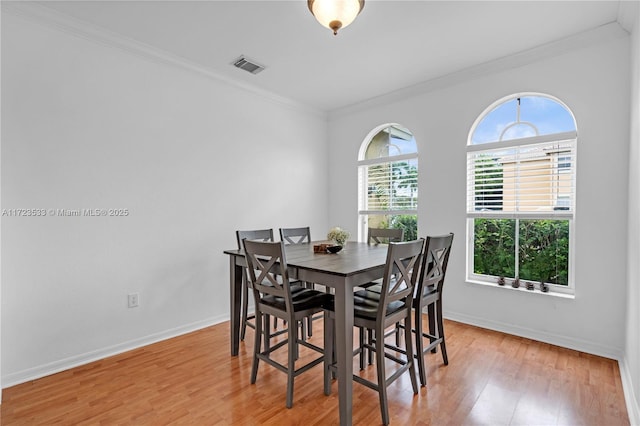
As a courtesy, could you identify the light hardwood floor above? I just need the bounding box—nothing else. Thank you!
[1,318,629,425]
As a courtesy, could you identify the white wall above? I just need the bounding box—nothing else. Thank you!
[0,0,3,404]
[328,25,630,359]
[624,2,640,424]
[1,11,329,386]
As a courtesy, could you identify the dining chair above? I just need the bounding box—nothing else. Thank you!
[279,226,311,245]
[279,226,318,338]
[360,227,406,362]
[412,233,454,387]
[243,239,331,408]
[236,229,275,342]
[368,227,405,245]
[324,239,423,425]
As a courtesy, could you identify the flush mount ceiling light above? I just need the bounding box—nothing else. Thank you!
[308,0,365,35]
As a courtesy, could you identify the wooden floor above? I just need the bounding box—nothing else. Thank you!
[1,318,629,425]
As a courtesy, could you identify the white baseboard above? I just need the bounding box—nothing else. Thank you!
[445,310,623,360]
[2,315,228,388]
[619,356,640,426]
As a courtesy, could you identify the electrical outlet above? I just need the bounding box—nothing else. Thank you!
[128,293,139,308]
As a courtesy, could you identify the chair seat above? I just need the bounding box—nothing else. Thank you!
[262,289,331,312]
[326,288,406,320]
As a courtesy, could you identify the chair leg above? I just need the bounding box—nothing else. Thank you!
[264,315,271,353]
[358,327,365,370]
[415,307,427,387]
[436,299,449,365]
[324,313,334,395]
[305,282,314,338]
[286,319,297,409]
[367,329,374,365]
[240,278,249,341]
[251,312,262,384]
[300,318,307,341]
[307,314,313,337]
[375,325,390,425]
[404,315,419,394]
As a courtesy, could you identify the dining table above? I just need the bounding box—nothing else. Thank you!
[224,240,390,426]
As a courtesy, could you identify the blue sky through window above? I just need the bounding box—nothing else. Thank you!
[471,95,575,145]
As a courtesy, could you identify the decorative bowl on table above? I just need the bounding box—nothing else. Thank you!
[326,245,343,254]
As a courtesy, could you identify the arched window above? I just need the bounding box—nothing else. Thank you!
[467,94,576,294]
[358,124,418,241]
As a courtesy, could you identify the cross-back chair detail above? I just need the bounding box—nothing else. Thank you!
[280,226,323,337]
[236,229,274,341]
[279,227,311,245]
[368,227,404,245]
[243,239,329,408]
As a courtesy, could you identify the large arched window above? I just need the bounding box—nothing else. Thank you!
[358,124,418,241]
[467,94,576,294]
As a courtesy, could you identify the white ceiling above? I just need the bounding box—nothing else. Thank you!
[34,0,622,112]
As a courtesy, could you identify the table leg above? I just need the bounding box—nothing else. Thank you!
[230,256,242,356]
[334,284,354,426]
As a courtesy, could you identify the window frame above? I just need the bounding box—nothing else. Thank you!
[466,94,577,296]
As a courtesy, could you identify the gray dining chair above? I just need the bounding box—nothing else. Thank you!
[279,226,318,338]
[243,239,331,408]
[360,227,406,362]
[324,239,423,425]
[412,233,454,387]
[279,226,311,245]
[368,227,404,245]
[236,229,275,342]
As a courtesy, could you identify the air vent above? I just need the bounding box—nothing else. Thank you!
[232,56,266,75]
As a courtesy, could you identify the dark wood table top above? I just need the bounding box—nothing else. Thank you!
[224,241,389,277]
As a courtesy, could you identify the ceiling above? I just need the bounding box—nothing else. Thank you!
[34,0,623,112]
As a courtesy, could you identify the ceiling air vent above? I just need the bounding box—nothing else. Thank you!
[232,56,265,75]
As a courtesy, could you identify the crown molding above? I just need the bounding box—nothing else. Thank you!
[329,21,628,120]
[1,2,327,119]
[617,0,639,33]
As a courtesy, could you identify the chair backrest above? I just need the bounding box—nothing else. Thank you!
[416,233,454,298]
[236,229,274,250]
[377,239,424,320]
[279,227,311,245]
[242,239,294,310]
[368,227,404,245]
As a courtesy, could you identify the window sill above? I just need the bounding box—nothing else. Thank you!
[466,279,575,300]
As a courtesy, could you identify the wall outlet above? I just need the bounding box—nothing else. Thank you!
[128,293,139,308]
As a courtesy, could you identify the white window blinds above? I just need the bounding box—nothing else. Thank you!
[358,156,418,214]
[466,132,576,218]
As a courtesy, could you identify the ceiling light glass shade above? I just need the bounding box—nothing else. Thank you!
[308,0,365,35]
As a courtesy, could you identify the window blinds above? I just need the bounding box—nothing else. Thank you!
[359,157,418,214]
[467,134,576,219]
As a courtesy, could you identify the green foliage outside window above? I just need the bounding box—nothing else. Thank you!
[375,214,418,241]
[473,218,516,278]
[390,215,418,241]
[474,218,569,285]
